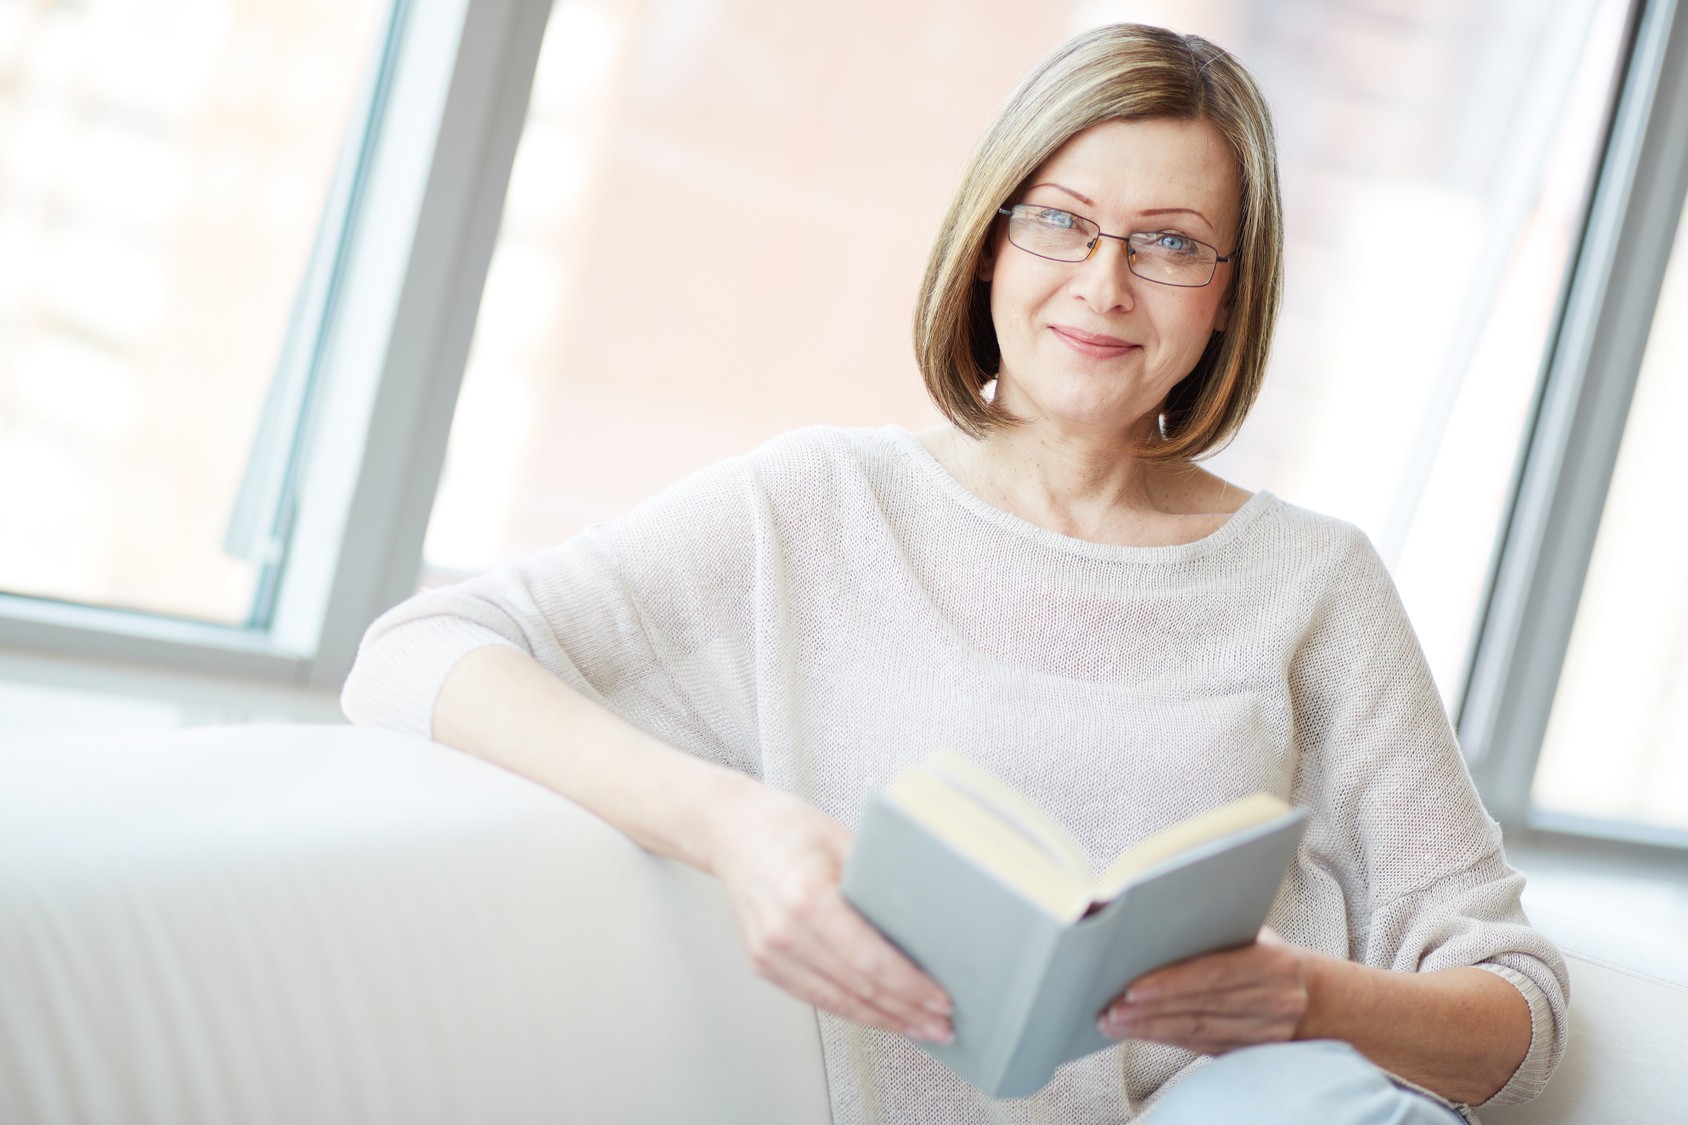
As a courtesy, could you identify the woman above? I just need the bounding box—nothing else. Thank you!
[343,22,1567,1124]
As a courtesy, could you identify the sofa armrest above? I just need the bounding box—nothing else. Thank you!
[0,724,832,1125]
[1479,897,1688,1124]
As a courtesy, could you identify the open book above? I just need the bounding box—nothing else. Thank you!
[840,750,1307,1098]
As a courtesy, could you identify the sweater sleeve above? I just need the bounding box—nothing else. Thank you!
[340,454,764,775]
[1287,530,1569,1107]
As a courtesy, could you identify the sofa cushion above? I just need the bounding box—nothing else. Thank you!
[0,725,831,1125]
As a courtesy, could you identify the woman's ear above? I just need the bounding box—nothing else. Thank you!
[966,279,1000,375]
[1213,278,1235,331]
[976,214,1004,283]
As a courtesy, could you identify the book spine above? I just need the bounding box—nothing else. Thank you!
[990,906,1123,1097]
[970,916,1068,1096]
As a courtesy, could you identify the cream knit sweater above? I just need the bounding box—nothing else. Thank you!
[342,424,1568,1123]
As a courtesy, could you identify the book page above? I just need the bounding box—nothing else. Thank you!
[1094,792,1293,900]
[886,766,1093,920]
[921,750,1093,882]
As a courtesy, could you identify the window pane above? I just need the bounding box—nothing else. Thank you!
[0,0,384,624]
[1532,191,1688,835]
[426,0,1627,714]
[1209,0,1629,706]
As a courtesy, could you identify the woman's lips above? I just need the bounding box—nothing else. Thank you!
[1049,325,1139,358]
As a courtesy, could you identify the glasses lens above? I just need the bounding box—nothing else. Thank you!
[1126,231,1218,286]
[1007,206,1096,262]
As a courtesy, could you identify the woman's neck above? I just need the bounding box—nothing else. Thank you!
[919,424,1247,548]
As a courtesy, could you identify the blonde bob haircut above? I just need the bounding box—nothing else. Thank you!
[914,23,1283,462]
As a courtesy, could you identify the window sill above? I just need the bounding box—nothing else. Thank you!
[0,646,342,734]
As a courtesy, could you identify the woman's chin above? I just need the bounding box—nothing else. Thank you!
[1004,390,1159,441]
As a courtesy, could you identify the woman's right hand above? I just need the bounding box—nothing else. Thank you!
[705,783,955,1043]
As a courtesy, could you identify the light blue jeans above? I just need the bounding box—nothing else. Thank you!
[1145,1040,1467,1124]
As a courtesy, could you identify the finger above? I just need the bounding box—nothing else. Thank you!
[753,878,952,1025]
[1101,985,1305,1045]
[1127,949,1259,998]
[820,898,953,1017]
[1100,1006,1299,1054]
[759,954,907,1033]
[756,947,953,1042]
[1126,941,1298,1001]
[742,895,951,1038]
[794,925,947,1033]
[1115,981,1307,1022]
[792,926,954,1042]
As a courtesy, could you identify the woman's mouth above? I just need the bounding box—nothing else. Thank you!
[1049,325,1140,358]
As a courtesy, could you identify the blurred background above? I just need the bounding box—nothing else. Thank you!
[1,0,1683,833]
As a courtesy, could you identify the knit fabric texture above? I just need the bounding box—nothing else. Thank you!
[342,424,1569,1123]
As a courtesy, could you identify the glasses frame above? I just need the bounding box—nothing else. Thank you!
[996,204,1237,288]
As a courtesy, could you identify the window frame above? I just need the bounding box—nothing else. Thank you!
[1460,0,1688,834]
[0,0,555,689]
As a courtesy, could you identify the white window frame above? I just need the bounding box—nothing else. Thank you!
[1460,0,1688,845]
[0,0,555,688]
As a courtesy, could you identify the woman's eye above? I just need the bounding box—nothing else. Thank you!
[1034,208,1077,230]
[1149,232,1200,255]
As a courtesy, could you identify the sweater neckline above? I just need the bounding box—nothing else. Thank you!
[880,424,1276,564]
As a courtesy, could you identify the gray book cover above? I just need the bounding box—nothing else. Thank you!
[841,798,1308,1098]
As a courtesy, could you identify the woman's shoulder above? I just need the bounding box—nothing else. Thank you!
[1245,491,1377,565]
[600,426,913,550]
[594,426,916,545]
[614,425,888,510]
[1233,495,1413,634]
[731,424,920,496]
[1207,492,1399,612]
[742,423,910,468]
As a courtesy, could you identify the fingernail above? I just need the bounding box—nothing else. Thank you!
[924,997,953,1017]
[910,1021,953,1045]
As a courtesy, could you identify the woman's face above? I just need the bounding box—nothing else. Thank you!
[981,117,1242,445]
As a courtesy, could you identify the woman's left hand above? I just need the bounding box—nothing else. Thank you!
[1097,928,1311,1055]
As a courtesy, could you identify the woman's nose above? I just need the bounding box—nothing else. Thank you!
[1074,237,1137,311]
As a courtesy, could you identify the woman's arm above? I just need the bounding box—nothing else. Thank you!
[1299,953,1530,1103]
[1098,529,1559,1106]
[1098,933,1531,1105]
[432,644,954,1043]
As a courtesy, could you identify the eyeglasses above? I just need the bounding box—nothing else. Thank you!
[996,204,1236,288]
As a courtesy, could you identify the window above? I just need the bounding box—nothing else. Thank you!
[0,0,385,624]
[1461,0,1688,841]
[1530,188,1688,839]
[0,0,552,683]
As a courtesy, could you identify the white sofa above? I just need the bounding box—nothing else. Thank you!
[1,724,1683,1124]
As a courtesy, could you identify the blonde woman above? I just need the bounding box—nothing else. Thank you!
[344,23,1566,1123]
